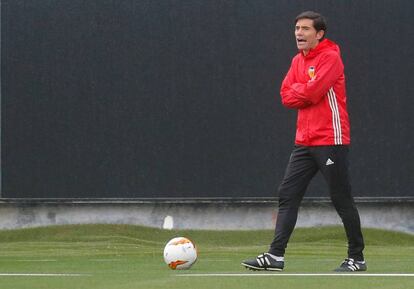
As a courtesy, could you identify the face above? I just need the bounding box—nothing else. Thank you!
[295,18,324,54]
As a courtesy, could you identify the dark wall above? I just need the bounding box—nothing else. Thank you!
[2,0,413,198]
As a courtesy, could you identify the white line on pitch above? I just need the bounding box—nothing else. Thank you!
[0,273,91,277]
[89,259,122,262]
[16,259,57,262]
[177,273,414,277]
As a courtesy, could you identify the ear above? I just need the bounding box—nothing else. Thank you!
[316,30,325,40]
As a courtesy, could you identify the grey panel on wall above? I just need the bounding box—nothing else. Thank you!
[2,0,413,198]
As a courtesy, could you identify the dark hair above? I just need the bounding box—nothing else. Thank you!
[295,11,327,39]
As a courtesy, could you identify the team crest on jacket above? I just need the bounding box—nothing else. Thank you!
[308,66,315,79]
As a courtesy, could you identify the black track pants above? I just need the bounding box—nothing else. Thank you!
[269,145,365,261]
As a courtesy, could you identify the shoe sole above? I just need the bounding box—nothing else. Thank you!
[334,265,367,272]
[241,262,283,272]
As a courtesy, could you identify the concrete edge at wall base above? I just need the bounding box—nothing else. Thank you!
[1,197,414,204]
[0,201,412,234]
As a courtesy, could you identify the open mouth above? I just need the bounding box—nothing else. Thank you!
[297,39,306,43]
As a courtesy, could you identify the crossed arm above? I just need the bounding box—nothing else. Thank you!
[280,53,343,109]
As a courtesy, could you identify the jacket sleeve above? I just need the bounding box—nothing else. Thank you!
[281,52,343,108]
[280,59,313,109]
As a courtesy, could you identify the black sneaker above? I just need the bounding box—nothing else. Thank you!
[334,258,367,272]
[241,253,284,271]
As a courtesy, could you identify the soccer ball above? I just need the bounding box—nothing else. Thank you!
[163,237,197,270]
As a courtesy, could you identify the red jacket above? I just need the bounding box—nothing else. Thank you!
[280,39,350,146]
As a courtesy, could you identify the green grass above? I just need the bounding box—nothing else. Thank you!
[0,224,412,289]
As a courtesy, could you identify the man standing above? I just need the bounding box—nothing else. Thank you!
[242,11,366,272]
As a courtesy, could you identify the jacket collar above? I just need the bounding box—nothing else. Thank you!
[300,38,340,58]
